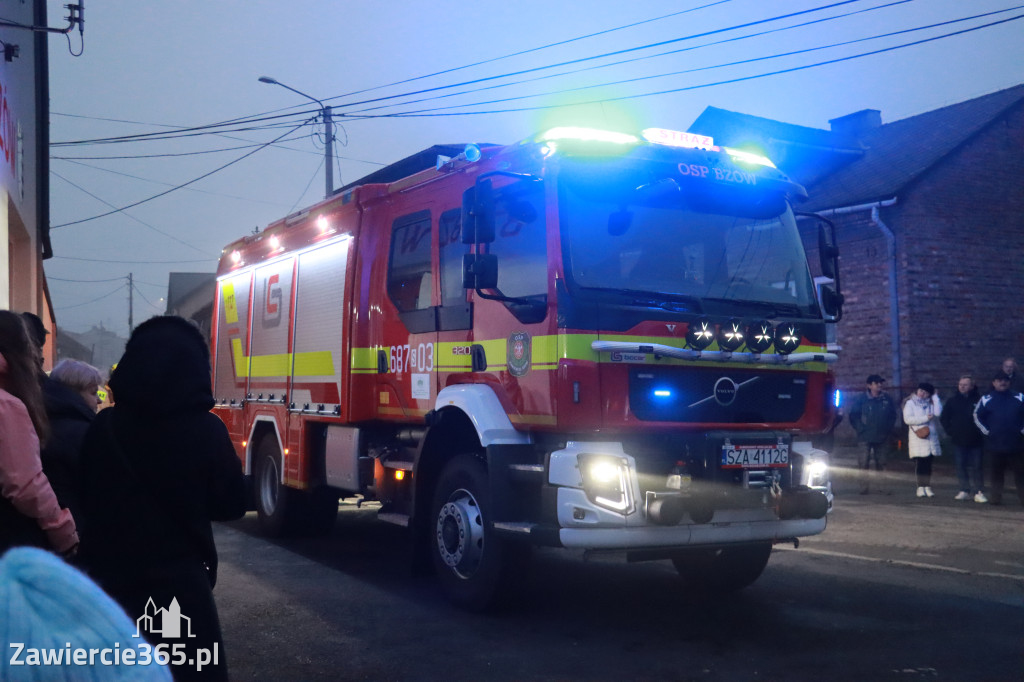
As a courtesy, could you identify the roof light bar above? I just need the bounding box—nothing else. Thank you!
[724,147,776,168]
[539,127,639,145]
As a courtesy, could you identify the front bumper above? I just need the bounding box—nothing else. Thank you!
[547,440,830,551]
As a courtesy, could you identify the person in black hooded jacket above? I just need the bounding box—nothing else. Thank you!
[78,316,245,681]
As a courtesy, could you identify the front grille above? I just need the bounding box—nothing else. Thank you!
[629,367,808,423]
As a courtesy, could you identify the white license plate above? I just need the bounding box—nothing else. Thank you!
[721,444,789,468]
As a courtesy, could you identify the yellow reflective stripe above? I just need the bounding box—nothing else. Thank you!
[229,337,337,378]
[532,334,558,369]
[348,334,831,373]
[293,351,335,376]
[250,353,291,377]
[231,338,249,377]
[350,347,378,373]
[559,333,599,363]
[478,338,506,365]
[435,342,472,370]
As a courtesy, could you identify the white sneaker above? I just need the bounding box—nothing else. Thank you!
[924,487,934,497]
[954,491,971,501]
[975,492,988,504]
[916,487,926,497]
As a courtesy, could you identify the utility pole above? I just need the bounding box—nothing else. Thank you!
[258,76,335,198]
[128,272,134,335]
[323,105,334,198]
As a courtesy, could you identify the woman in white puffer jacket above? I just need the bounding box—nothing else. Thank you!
[903,382,943,497]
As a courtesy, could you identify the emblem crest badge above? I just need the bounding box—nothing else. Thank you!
[507,331,531,377]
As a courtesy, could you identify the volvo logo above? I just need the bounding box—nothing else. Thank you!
[713,377,738,406]
[689,376,761,409]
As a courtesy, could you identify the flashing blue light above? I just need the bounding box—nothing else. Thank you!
[834,390,842,408]
[653,389,673,399]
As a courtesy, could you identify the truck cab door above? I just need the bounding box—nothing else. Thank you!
[379,208,441,417]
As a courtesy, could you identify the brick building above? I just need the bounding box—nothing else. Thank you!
[691,84,1024,407]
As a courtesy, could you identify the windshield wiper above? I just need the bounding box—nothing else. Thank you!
[702,298,810,318]
[628,296,703,313]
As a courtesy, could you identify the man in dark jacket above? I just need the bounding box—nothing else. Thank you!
[973,372,1024,506]
[79,316,246,681]
[940,375,986,503]
[848,374,898,494]
[1002,357,1024,395]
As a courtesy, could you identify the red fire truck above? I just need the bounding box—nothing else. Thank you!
[211,125,842,609]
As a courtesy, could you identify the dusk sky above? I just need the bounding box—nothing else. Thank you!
[44,0,1024,336]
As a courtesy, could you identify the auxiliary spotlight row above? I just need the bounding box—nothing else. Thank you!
[684,317,801,355]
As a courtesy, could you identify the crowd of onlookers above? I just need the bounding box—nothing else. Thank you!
[1,310,245,680]
[848,358,1024,505]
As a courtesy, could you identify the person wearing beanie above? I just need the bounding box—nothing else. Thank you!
[903,381,942,497]
[848,374,898,494]
[0,546,171,681]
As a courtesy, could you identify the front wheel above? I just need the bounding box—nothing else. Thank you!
[430,454,528,611]
[672,542,772,592]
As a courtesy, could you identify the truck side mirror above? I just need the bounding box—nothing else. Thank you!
[463,253,498,290]
[818,220,839,280]
[819,283,844,321]
[461,179,495,244]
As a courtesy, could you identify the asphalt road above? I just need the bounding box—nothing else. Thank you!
[213,462,1024,682]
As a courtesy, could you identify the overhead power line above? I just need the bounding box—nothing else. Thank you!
[51,109,318,147]
[55,159,291,208]
[54,283,128,311]
[52,121,310,228]
[50,170,214,254]
[48,0,869,149]
[358,5,1023,118]
[318,0,874,116]
[48,275,127,283]
[344,0,917,116]
[52,255,216,264]
[355,12,1024,118]
[327,0,738,102]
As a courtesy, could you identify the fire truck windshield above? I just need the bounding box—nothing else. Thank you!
[558,163,819,318]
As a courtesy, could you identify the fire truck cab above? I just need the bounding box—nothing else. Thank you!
[212,126,841,610]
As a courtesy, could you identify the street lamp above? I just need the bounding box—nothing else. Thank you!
[259,76,335,198]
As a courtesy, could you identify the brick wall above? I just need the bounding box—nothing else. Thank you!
[802,101,1024,442]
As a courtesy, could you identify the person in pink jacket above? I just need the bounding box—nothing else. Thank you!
[0,310,79,556]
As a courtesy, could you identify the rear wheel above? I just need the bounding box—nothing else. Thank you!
[254,437,338,536]
[430,454,528,611]
[254,437,295,536]
[672,542,772,592]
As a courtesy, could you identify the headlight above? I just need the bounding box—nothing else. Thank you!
[578,453,634,513]
[806,459,829,487]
